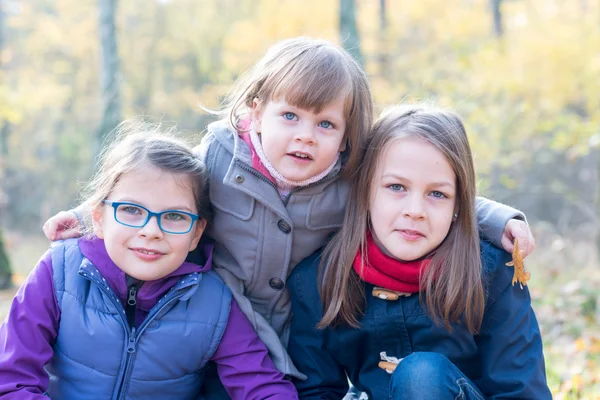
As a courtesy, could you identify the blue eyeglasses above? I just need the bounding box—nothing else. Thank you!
[103,200,200,234]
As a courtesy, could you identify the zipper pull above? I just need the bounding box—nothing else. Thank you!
[127,327,136,354]
[127,284,138,306]
[125,280,143,329]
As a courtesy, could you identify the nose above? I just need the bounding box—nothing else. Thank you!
[138,215,164,238]
[294,124,316,145]
[402,195,426,220]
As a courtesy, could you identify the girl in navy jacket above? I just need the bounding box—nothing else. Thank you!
[287,105,551,399]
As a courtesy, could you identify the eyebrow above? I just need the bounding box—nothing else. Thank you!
[381,174,455,189]
[316,107,344,122]
[116,199,196,212]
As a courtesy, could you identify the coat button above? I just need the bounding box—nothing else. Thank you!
[269,277,285,290]
[277,219,291,234]
[235,175,244,183]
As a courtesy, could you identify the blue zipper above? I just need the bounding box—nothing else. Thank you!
[81,271,188,400]
[115,293,182,399]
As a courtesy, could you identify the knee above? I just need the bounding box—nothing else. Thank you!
[389,352,452,399]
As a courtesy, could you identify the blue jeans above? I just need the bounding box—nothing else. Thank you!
[390,352,485,400]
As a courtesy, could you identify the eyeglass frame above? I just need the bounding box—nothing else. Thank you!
[103,200,200,234]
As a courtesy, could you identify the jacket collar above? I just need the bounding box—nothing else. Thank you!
[208,118,344,184]
[78,237,213,312]
[208,119,253,164]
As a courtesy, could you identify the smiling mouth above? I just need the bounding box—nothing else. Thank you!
[132,248,165,255]
[288,152,313,160]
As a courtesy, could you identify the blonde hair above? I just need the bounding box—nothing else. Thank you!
[221,37,373,177]
[319,104,485,334]
[82,119,211,230]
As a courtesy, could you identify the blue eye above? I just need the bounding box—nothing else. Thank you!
[283,112,297,121]
[122,205,142,214]
[430,191,447,199]
[319,120,334,129]
[164,212,186,221]
[387,184,405,192]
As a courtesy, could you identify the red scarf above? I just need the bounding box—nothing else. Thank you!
[353,233,430,293]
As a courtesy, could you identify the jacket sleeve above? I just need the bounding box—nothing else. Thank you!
[474,247,552,399]
[475,196,526,247]
[211,301,299,400]
[287,256,349,400]
[0,250,60,399]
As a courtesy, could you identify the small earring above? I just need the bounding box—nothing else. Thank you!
[453,213,458,221]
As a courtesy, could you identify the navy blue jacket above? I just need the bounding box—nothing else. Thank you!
[287,240,551,399]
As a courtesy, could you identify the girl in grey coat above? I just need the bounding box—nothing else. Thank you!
[43,37,534,388]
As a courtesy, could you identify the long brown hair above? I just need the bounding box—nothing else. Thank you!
[219,37,374,177]
[318,104,485,334]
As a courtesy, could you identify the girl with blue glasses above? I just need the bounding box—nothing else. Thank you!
[0,121,298,399]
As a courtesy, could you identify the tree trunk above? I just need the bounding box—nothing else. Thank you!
[97,0,122,148]
[339,0,364,66]
[596,149,600,257]
[0,1,11,288]
[134,2,164,112]
[378,0,390,79]
[0,1,8,161]
[491,0,504,37]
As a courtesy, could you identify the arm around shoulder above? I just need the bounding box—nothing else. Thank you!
[474,244,551,399]
[475,196,526,247]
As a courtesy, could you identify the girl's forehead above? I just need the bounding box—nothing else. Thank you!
[269,94,347,116]
[378,137,455,179]
[112,166,195,198]
[269,77,352,115]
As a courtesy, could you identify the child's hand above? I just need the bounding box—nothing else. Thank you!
[501,219,535,259]
[42,211,83,241]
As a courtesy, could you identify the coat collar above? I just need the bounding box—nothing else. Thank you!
[78,237,213,312]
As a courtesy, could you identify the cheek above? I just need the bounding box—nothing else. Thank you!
[369,191,391,231]
[432,209,455,237]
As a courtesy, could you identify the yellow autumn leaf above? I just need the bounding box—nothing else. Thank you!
[505,240,531,289]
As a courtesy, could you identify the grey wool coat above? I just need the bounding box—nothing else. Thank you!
[195,119,524,379]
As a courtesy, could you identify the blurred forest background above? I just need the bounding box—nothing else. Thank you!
[0,0,599,397]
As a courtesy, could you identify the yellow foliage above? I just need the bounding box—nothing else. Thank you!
[506,240,531,289]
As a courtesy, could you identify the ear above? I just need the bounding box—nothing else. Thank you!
[91,206,105,239]
[188,218,207,252]
[338,138,347,152]
[251,98,262,133]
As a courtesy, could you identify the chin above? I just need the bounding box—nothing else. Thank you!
[392,247,427,262]
[282,172,309,181]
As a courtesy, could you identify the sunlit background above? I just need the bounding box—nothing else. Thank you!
[0,0,599,397]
